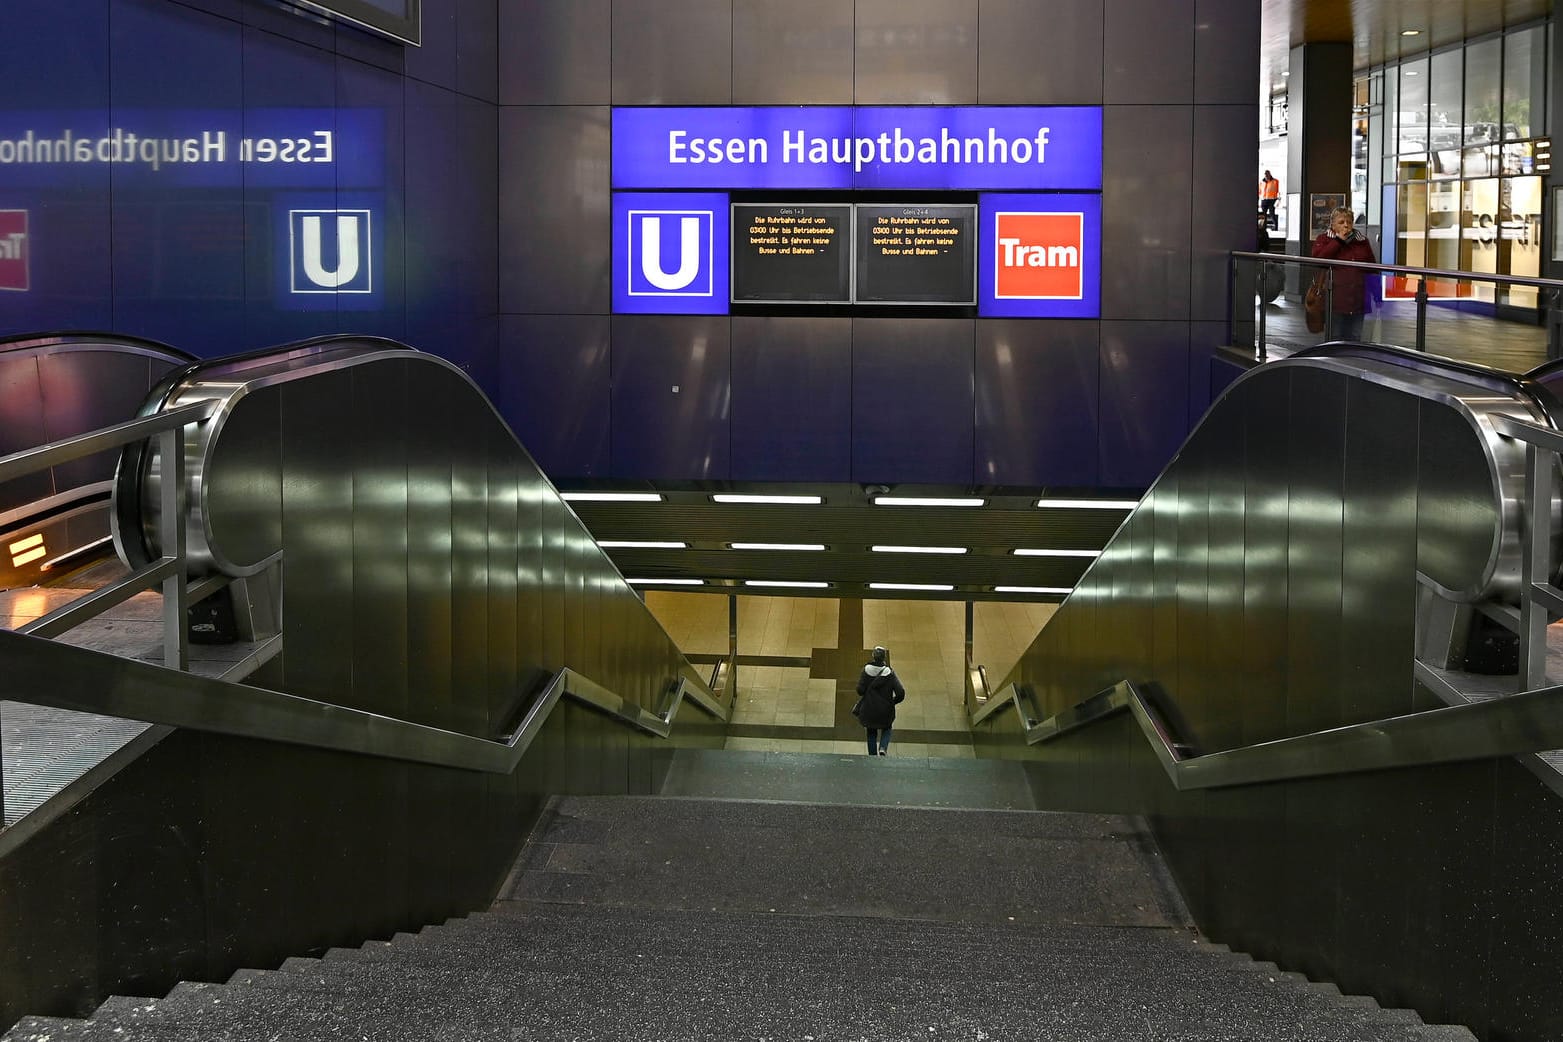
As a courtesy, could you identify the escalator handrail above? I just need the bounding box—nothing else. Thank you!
[0,625,727,778]
[979,676,1563,790]
[113,335,417,569]
[0,330,196,363]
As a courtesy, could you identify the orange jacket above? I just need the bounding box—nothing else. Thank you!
[1261,177,1279,200]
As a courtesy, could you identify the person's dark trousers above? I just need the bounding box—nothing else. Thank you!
[1327,310,1365,342]
[866,728,893,755]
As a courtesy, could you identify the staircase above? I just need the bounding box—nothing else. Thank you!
[3,753,1476,1042]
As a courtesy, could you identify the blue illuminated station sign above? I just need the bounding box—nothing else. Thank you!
[612,107,1102,191]
[610,106,1104,318]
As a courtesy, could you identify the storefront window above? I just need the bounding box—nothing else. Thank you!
[1462,39,1502,177]
[1397,182,1429,267]
[1461,178,1501,301]
[1398,57,1429,154]
[1428,49,1462,177]
[1367,23,1549,317]
[1503,27,1544,139]
[1500,176,1543,307]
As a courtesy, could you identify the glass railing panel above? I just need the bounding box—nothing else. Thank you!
[1232,251,1560,371]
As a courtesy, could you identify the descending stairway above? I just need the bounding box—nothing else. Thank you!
[3,755,1476,1042]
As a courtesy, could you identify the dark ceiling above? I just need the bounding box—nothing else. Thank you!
[1261,0,1552,96]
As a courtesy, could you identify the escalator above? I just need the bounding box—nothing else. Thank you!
[1,338,1560,1038]
[972,343,1563,1040]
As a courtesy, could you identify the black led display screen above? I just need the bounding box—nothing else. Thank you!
[854,203,977,305]
[731,203,852,304]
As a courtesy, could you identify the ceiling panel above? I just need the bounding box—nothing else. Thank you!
[1260,0,1551,95]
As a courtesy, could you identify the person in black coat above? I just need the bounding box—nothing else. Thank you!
[855,646,906,756]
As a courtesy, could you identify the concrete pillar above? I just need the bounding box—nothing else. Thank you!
[1285,42,1355,263]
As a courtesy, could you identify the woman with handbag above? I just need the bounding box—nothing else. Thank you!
[1309,207,1375,342]
[854,646,906,756]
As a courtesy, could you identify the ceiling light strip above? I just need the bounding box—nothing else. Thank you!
[873,496,985,507]
[869,582,955,591]
[1034,498,1138,510]
[744,580,830,588]
[562,492,663,503]
[871,545,968,554]
[598,540,688,549]
[626,578,704,586]
[1012,548,1101,558]
[729,542,826,551]
[711,494,823,505]
[995,586,1073,595]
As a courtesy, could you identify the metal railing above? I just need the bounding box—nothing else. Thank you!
[0,397,732,828]
[977,677,1563,790]
[1230,250,1563,362]
[0,403,216,669]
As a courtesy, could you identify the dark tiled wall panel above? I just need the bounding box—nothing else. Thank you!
[1,0,1258,487]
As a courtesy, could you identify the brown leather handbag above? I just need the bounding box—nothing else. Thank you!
[1304,271,1328,334]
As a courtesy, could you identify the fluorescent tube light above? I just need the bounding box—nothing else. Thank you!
[869,582,955,591]
[730,542,826,551]
[871,545,968,554]
[1034,498,1138,510]
[626,578,704,586]
[562,492,663,502]
[598,541,688,549]
[711,494,823,504]
[873,496,985,507]
[744,580,830,588]
[1011,548,1101,558]
[995,586,1073,595]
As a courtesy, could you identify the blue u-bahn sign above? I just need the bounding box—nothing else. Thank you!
[612,106,1103,191]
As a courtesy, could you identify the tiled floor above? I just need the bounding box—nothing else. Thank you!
[645,592,1054,759]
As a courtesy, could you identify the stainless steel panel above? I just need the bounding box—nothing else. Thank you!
[449,383,491,734]
[611,0,733,105]
[1193,0,1259,104]
[976,0,1102,105]
[499,0,610,105]
[350,362,411,722]
[1103,0,1194,105]
[1339,380,1418,723]
[1283,367,1345,736]
[1102,107,1192,321]
[853,0,977,105]
[498,106,611,314]
[733,0,853,104]
[277,372,359,706]
[1191,105,1260,321]
[976,350,1563,1037]
[485,445,520,728]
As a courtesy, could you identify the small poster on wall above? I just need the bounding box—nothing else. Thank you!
[1309,193,1347,237]
[1553,187,1563,262]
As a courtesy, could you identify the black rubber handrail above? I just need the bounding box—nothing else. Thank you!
[113,335,416,568]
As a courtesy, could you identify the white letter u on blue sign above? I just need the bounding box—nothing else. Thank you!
[628,210,712,296]
[290,209,373,294]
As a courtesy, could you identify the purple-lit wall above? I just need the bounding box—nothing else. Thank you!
[0,0,501,394]
[0,0,1258,492]
[499,0,1259,489]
